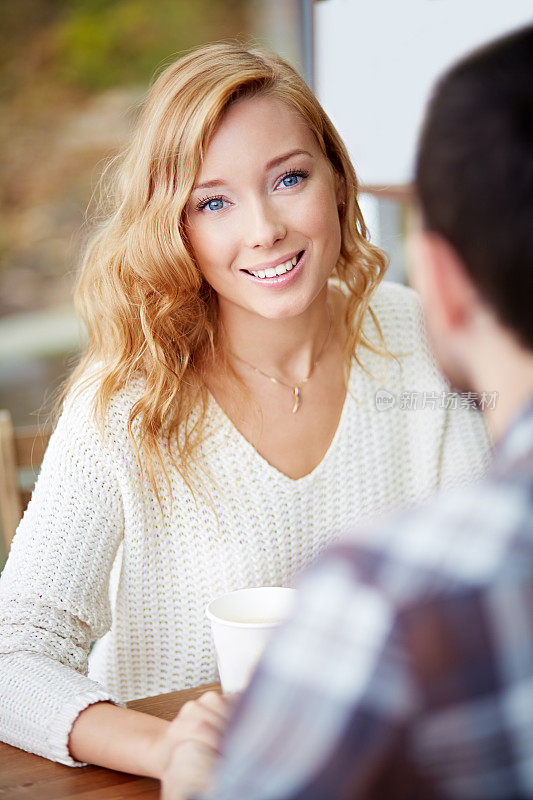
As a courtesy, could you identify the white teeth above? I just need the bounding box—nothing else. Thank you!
[248,254,301,279]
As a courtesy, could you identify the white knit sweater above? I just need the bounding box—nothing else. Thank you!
[0,282,490,766]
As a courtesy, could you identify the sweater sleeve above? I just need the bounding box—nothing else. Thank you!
[0,386,126,766]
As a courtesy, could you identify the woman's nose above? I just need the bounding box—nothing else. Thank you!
[243,198,286,249]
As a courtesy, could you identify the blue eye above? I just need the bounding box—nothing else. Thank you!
[206,198,224,211]
[277,169,309,190]
[196,195,228,212]
[282,174,299,187]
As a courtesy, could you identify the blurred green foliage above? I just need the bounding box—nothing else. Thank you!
[52,0,247,90]
[0,0,248,97]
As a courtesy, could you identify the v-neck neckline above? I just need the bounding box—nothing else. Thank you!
[207,361,354,488]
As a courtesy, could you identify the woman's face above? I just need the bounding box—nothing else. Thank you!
[185,94,343,321]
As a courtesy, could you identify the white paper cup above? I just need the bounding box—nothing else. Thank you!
[206,586,296,694]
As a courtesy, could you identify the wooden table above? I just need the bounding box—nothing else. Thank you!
[0,682,219,799]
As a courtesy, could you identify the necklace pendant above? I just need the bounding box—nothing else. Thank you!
[292,386,301,414]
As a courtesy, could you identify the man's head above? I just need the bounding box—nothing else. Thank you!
[410,24,533,396]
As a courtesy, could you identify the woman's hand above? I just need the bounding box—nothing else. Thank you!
[158,690,237,800]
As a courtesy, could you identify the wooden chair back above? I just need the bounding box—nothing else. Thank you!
[0,410,52,556]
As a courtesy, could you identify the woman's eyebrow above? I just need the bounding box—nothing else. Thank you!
[192,149,313,192]
[265,148,313,169]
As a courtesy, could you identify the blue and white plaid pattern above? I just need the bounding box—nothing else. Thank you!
[202,400,533,800]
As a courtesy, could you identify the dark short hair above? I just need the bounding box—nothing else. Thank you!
[415,24,533,349]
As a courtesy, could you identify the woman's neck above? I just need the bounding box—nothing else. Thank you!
[217,286,334,384]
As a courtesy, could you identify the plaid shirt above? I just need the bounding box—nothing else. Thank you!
[202,399,533,800]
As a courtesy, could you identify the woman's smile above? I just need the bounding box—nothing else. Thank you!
[240,249,306,288]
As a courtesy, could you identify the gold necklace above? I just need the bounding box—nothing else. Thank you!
[230,305,333,414]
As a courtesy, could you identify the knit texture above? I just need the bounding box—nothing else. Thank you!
[0,282,490,766]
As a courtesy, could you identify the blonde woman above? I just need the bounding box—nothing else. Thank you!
[0,43,489,779]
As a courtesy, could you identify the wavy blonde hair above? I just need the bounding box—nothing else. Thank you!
[65,42,388,494]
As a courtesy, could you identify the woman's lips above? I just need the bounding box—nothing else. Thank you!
[241,250,306,288]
